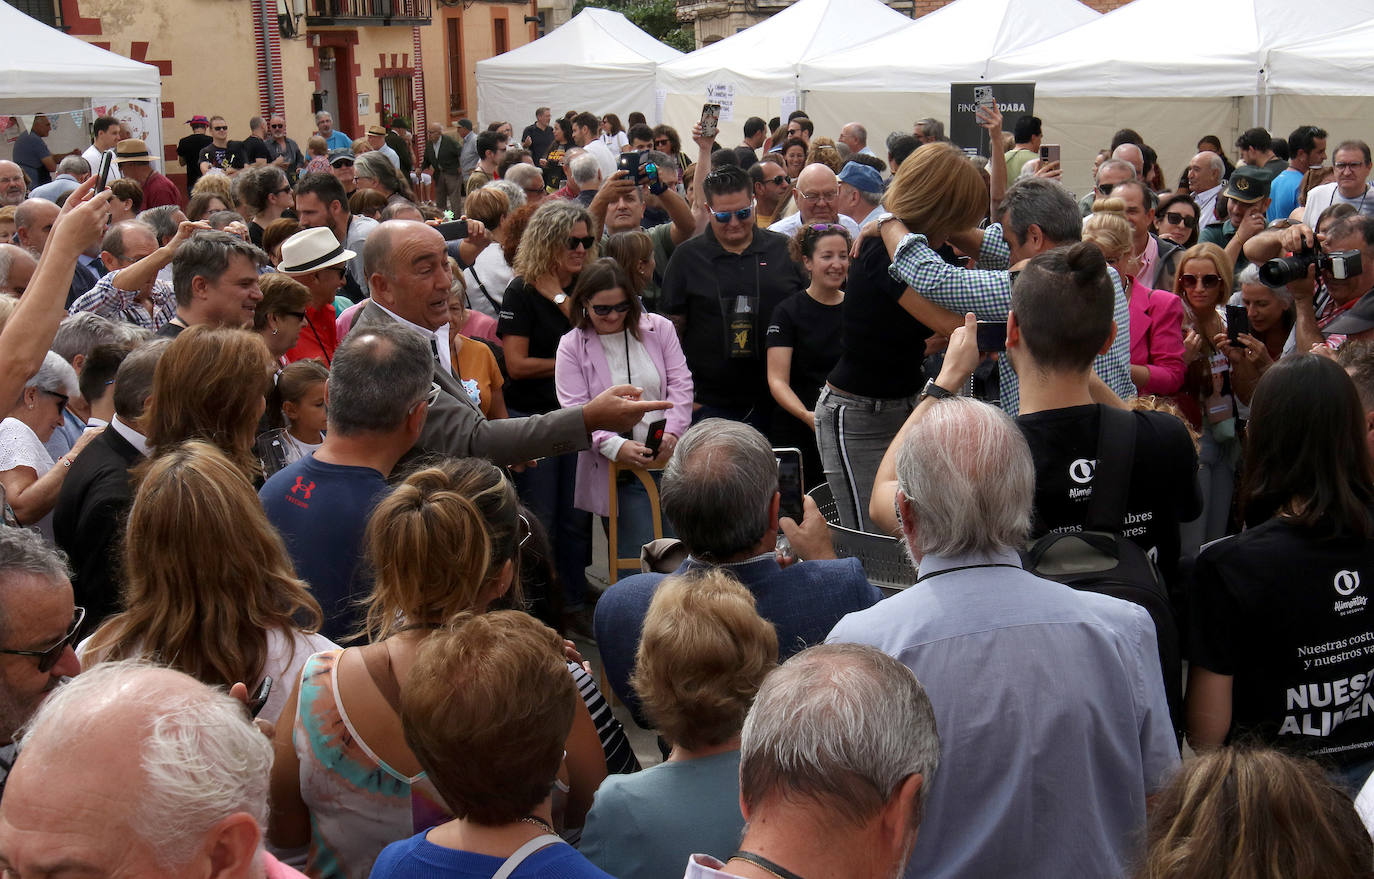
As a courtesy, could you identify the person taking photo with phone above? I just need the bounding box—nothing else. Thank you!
[556,258,693,565]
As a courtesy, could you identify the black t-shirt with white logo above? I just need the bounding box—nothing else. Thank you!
[1188,515,1374,773]
[1015,405,1202,587]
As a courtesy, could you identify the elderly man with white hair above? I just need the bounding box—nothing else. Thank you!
[682,642,940,879]
[569,151,603,207]
[833,359,1178,878]
[1188,150,1227,228]
[0,660,307,877]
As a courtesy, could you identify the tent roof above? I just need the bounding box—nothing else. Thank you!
[986,0,1374,97]
[801,0,1100,92]
[0,2,161,112]
[657,0,914,95]
[478,7,680,80]
[1267,20,1374,95]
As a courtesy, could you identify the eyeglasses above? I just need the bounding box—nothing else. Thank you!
[590,301,632,316]
[40,388,69,410]
[524,186,546,195]
[284,310,307,320]
[1097,182,1117,196]
[1181,273,1222,290]
[409,382,442,414]
[1335,161,1369,171]
[711,202,755,223]
[1163,211,1198,229]
[0,607,85,672]
[212,125,229,131]
[518,513,533,548]
[799,189,839,203]
[274,186,293,196]
[765,175,789,186]
[332,160,354,168]
[653,138,671,148]
[566,236,595,250]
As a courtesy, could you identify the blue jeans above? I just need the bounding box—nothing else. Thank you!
[606,470,674,576]
[1180,424,1240,555]
[510,412,592,609]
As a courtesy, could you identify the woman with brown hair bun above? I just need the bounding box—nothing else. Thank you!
[1134,747,1374,878]
[142,325,273,481]
[78,440,330,724]
[269,458,609,879]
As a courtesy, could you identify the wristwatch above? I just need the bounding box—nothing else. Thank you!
[875,212,900,231]
[553,293,568,305]
[919,378,957,402]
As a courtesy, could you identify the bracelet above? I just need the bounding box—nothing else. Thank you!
[58,456,72,468]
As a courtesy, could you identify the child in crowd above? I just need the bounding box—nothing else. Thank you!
[276,359,329,462]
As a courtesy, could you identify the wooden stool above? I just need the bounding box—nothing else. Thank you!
[605,461,664,586]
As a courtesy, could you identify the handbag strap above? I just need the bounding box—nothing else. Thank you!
[491,834,565,879]
[1085,405,1137,533]
[467,266,501,315]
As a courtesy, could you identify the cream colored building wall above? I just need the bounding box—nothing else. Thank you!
[419,1,535,134]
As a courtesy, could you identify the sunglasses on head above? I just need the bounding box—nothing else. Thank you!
[567,236,595,250]
[0,607,85,672]
[1181,273,1222,290]
[1163,211,1198,229]
[590,301,632,316]
[711,203,755,223]
[809,223,845,233]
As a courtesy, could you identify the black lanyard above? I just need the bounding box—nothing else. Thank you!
[914,562,1019,583]
[729,851,807,879]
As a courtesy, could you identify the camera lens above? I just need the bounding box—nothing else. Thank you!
[1259,255,1311,287]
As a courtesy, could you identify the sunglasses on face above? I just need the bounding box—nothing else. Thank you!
[654,139,671,147]
[41,388,69,409]
[1181,273,1222,290]
[1097,182,1116,196]
[409,381,443,414]
[1163,211,1198,229]
[0,607,85,673]
[590,301,632,316]
[711,204,755,223]
[270,124,285,129]
[567,236,595,250]
[212,126,228,131]
[284,310,306,320]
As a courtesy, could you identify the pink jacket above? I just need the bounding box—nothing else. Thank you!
[555,313,693,518]
[1128,276,1187,396]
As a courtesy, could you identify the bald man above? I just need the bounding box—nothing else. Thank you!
[0,161,27,207]
[768,163,863,238]
[0,244,37,296]
[13,198,59,257]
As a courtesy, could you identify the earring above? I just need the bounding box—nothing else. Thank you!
[272,328,278,335]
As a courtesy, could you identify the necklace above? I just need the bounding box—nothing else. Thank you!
[520,815,555,834]
[728,850,808,879]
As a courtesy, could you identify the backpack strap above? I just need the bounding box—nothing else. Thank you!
[492,834,565,879]
[1085,405,1137,533]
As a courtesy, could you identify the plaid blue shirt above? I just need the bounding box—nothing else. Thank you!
[68,269,178,330]
[889,225,1135,414]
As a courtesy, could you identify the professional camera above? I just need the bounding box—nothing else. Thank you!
[1259,240,1362,287]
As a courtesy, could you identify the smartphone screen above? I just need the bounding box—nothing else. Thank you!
[976,320,1007,352]
[700,103,721,140]
[1225,304,1250,345]
[774,448,804,522]
[95,149,114,191]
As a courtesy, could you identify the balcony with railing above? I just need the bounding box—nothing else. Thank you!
[305,0,432,27]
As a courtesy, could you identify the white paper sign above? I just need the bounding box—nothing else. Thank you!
[654,88,667,125]
[780,93,797,120]
[358,93,371,116]
[706,83,734,122]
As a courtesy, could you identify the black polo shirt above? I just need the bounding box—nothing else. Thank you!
[661,224,806,410]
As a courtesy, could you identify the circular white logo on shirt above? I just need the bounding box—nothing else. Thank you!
[1335,570,1361,596]
[1069,458,1096,484]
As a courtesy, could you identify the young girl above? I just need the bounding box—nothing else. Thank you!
[277,359,329,461]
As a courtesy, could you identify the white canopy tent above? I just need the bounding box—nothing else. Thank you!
[476,8,681,130]
[976,0,1374,192]
[657,0,913,147]
[0,2,163,166]
[799,0,1099,186]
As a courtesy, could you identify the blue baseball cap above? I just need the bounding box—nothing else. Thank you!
[838,161,884,195]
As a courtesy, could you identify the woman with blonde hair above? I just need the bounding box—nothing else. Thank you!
[502,200,598,627]
[581,569,777,879]
[79,440,331,724]
[189,173,236,217]
[1171,242,1239,549]
[817,142,986,530]
[143,325,273,481]
[269,458,608,879]
[1133,747,1374,878]
[1083,199,1186,396]
[805,138,844,175]
[461,185,515,319]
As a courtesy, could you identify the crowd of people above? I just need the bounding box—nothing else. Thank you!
[0,96,1372,879]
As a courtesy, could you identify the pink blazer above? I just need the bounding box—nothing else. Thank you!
[555,313,693,517]
[1128,276,1187,397]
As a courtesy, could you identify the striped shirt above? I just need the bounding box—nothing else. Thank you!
[68,269,177,330]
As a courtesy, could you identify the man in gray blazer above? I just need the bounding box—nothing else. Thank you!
[351,220,669,466]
